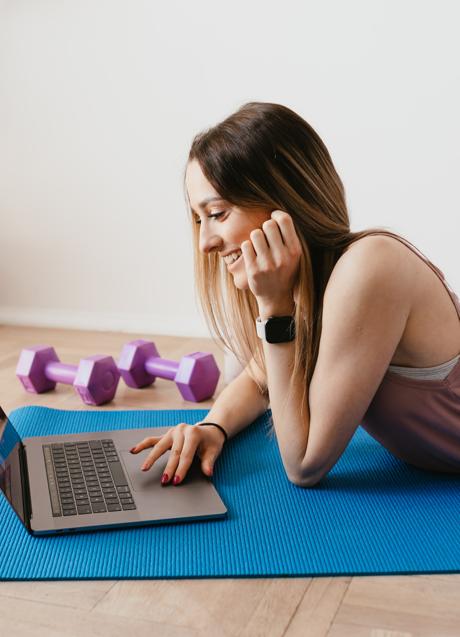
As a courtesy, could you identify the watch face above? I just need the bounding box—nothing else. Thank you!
[265,316,296,343]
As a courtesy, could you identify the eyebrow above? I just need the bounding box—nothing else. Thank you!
[190,196,224,214]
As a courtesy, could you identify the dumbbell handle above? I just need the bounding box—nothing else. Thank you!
[45,361,77,385]
[144,357,178,380]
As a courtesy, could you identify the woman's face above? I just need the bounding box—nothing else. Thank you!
[185,159,272,290]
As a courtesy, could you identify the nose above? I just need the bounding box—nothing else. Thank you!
[199,225,223,255]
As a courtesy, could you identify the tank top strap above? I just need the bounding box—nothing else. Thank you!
[363,230,460,321]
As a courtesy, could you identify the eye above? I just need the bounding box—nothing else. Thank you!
[194,211,225,225]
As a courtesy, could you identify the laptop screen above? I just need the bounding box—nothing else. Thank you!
[0,407,27,525]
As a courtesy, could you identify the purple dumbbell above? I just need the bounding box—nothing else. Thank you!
[16,345,121,406]
[118,339,220,402]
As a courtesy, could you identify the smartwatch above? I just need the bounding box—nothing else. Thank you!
[256,315,296,343]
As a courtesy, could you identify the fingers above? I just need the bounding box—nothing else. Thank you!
[161,426,201,486]
[240,238,257,267]
[270,210,302,256]
[137,432,174,471]
[261,219,285,258]
[129,435,162,454]
[131,424,203,487]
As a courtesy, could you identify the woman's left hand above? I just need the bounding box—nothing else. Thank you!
[241,210,302,307]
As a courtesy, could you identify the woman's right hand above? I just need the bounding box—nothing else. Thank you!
[129,422,226,486]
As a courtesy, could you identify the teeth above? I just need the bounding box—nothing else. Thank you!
[224,250,242,264]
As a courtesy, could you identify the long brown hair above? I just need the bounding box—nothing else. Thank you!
[183,102,395,434]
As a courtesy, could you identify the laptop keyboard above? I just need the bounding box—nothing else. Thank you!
[43,439,137,517]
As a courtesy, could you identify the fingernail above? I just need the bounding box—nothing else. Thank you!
[141,464,149,471]
[161,473,169,484]
[130,447,136,453]
[173,475,181,485]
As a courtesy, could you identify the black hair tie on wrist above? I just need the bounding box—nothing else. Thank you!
[198,422,228,443]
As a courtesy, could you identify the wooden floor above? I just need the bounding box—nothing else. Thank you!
[1,325,459,637]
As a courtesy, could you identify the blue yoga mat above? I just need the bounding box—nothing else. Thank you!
[1,405,459,580]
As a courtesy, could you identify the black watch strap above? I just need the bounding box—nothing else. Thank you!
[256,315,296,343]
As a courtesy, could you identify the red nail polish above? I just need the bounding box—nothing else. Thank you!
[173,475,180,485]
[130,447,136,453]
[161,473,169,484]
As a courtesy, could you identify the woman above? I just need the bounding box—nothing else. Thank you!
[131,102,460,487]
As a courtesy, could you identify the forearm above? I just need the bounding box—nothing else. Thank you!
[259,301,310,483]
[201,368,269,440]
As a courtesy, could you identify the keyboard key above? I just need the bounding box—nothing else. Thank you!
[90,496,104,503]
[107,503,122,512]
[122,503,136,510]
[91,503,107,513]
[77,505,92,514]
[63,509,77,516]
[119,497,134,504]
[108,461,128,487]
[117,486,130,493]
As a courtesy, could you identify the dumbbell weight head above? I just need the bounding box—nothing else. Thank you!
[16,345,120,406]
[16,345,59,393]
[118,340,159,388]
[73,355,120,405]
[174,352,221,402]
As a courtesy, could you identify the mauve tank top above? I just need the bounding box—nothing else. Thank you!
[359,231,460,473]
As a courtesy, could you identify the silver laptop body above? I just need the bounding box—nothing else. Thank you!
[0,407,227,536]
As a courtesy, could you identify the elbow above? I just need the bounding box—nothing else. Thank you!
[288,470,323,489]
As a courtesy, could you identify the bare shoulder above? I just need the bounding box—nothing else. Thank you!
[325,234,418,311]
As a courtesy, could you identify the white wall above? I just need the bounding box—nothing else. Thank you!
[1,0,459,337]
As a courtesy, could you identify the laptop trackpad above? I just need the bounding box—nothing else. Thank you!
[120,449,201,492]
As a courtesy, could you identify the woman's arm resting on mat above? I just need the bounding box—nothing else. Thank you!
[260,237,415,487]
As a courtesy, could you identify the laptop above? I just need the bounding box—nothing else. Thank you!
[0,406,227,535]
